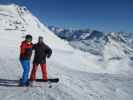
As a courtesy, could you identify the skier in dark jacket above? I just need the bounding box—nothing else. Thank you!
[30,36,52,80]
[19,34,33,86]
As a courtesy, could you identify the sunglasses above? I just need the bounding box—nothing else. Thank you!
[26,38,32,42]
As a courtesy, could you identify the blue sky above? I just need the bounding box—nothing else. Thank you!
[0,0,133,32]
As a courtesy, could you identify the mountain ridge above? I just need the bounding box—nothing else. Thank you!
[49,26,133,57]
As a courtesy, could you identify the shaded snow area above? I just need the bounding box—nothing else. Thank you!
[0,4,133,100]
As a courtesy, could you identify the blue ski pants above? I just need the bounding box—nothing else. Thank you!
[20,60,30,85]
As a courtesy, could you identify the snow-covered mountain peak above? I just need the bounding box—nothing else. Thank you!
[0,4,29,18]
[0,4,73,50]
[103,32,133,60]
[105,32,126,44]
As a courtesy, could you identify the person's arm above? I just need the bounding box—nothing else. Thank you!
[20,42,26,55]
[46,45,52,58]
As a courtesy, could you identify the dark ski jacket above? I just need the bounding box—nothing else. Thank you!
[20,41,33,60]
[33,42,52,64]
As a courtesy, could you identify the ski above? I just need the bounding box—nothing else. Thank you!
[33,78,59,83]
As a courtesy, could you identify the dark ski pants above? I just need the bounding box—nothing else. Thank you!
[30,64,48,80]
[20,60,30,85]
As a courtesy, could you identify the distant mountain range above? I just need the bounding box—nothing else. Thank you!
[49,26,133,59]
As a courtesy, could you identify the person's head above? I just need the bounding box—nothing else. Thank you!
[25,34,32,43]
[38,36,43,43]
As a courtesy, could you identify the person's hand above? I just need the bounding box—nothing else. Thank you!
[47,54,50,58]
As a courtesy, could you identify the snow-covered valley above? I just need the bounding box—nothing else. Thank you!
[0,4,133,100]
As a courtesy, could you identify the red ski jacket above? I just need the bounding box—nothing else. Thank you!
[20,40,33,60]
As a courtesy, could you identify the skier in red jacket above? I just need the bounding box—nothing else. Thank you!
[19,34,33,86]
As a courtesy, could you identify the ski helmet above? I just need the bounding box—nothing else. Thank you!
[25,34,32,42]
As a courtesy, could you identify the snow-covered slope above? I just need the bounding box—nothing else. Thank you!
[0,4,133,100]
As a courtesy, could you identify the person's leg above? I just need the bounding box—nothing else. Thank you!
[20,60,30,85]
[40,64,48,80]
[30,64,38,80]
